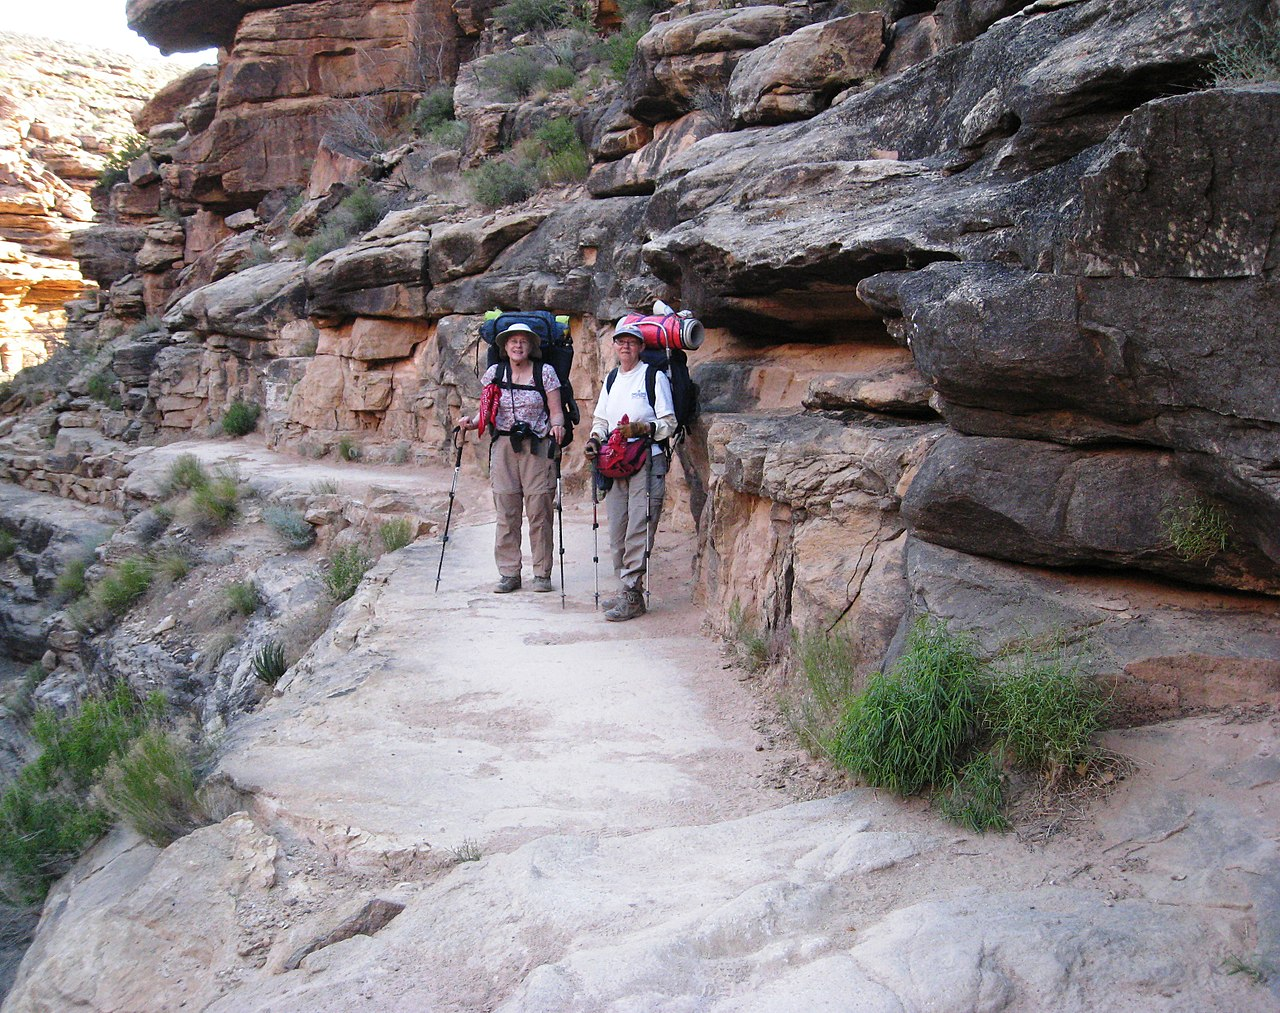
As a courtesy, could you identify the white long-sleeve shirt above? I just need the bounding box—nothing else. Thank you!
[591,362,677,450]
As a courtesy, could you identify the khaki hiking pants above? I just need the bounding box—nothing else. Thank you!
[490,436,557,579]
[605,450,667,592]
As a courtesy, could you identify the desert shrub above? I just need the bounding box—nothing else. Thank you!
[469,158,540,208]
[0,531,15,561]
[324,545,373,602]
[303,184,389,263]
[541,64,577,92]
[726,598,768,673]
[53,556,91,603]
[252,641,288,686]
[154,550,192,583]
[596,25,645,79]
[828,619,982,795]
[337,437,362,462]
[448,838,483,863]
[984,643,1106,782]
[322,97,406,158]
[428,120,469,150]
[1209,19,1280,85]
[264,505,316,549]
[1159,496,1231,562]
[310,479,339,495]
[0,684,164,899]
[224,580,260,616]
[535,116,578,153]
[184,469,242,530]
[411,87,456,134]
[96,134,148,190]
[784,628,860,753]
[87,556,156,619]
[541,142,590,183]
[379,518,415,553]
[390,441,412,465]
[494,0,566,33]
[489,51,544,101]
[85,369,122,409]
[221,400,261,437]
[165,454,209,496]
[96,730,210,847]
[933,753,1009,834]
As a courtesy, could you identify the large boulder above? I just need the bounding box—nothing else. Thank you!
[728,13,886,127]
[166,261,307,340]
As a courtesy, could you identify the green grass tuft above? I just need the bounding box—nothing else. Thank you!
[221,400,261,437]
[1159,496,1231,562]
[96,730,210,847]
[379,518,415,553]
[933,753,1009,834]
[224,580,260,616]
[324,545,373,602]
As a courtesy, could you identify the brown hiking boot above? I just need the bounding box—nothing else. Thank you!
[604,588,645,622]
[493,574,521,593]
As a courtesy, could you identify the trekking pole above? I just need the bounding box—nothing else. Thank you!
[591,462,601,610]
[642,449,653,611]
[555,448,566,610]
[434,426,464,592]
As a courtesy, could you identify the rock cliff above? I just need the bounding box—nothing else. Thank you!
[0,33,189,379]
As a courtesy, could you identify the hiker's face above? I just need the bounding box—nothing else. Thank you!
[614,335,642,369]
[505,335,531,363]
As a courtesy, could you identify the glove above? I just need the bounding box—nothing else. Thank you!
[584,437,601,460]
[618,421,654,440]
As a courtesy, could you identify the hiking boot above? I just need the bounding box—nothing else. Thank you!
[604,589,645,622]
[493,574,521,593]
[530,575,554,593]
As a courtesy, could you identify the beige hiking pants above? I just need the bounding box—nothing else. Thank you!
[605,450,667,591]
[490,435,557,578]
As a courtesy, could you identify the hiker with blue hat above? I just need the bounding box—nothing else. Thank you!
[583,318,677,621]
[460,321,566,593]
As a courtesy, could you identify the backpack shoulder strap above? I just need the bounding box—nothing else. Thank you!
[606,366,618,392]
[644,364,658,411]
[533,361,548,412]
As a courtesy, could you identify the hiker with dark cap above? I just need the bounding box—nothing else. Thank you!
[584,319,677,621]
[460,322,566,593]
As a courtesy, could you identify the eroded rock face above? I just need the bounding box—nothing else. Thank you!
[0,34,188,375]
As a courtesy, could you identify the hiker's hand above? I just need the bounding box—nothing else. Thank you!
[550,422,565,445]
[458,415,477,432]
[618,421,654,440]
[584,437,601,460]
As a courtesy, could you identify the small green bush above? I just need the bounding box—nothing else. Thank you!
[224,580,260,616]
[469,158,540,209]
[88,556,156,618]
[428,120,469,150]
[494,0,566,33]
[411,87,456,134]
[727,598,768,673]
[310,479,339,495]
[154,551,192,583]
[165,454,209,496]
[96,730,210,847]
[784,628,860,754]
[264,505,316,549]
[0,684,164,900]
[597,26,645,80]
[303,184,389,263]
[985,643,1105,781]
[324,545,373,602]
[1159,496,1231,562]
[252,641,288,686]
[85,370,122,409]
[54,556,90,603]
[541,64,577,92]
[379,518,415,553]
[337,437,362,462]
[541,143,590,183]
[221,400,261,437]
[535,117,579,153]
[828,619,982,796]
[186,471,241,529]
[933,753,1009,834]
[489,51,543,101]
[96,134,148,190]
[0,530,15,561]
